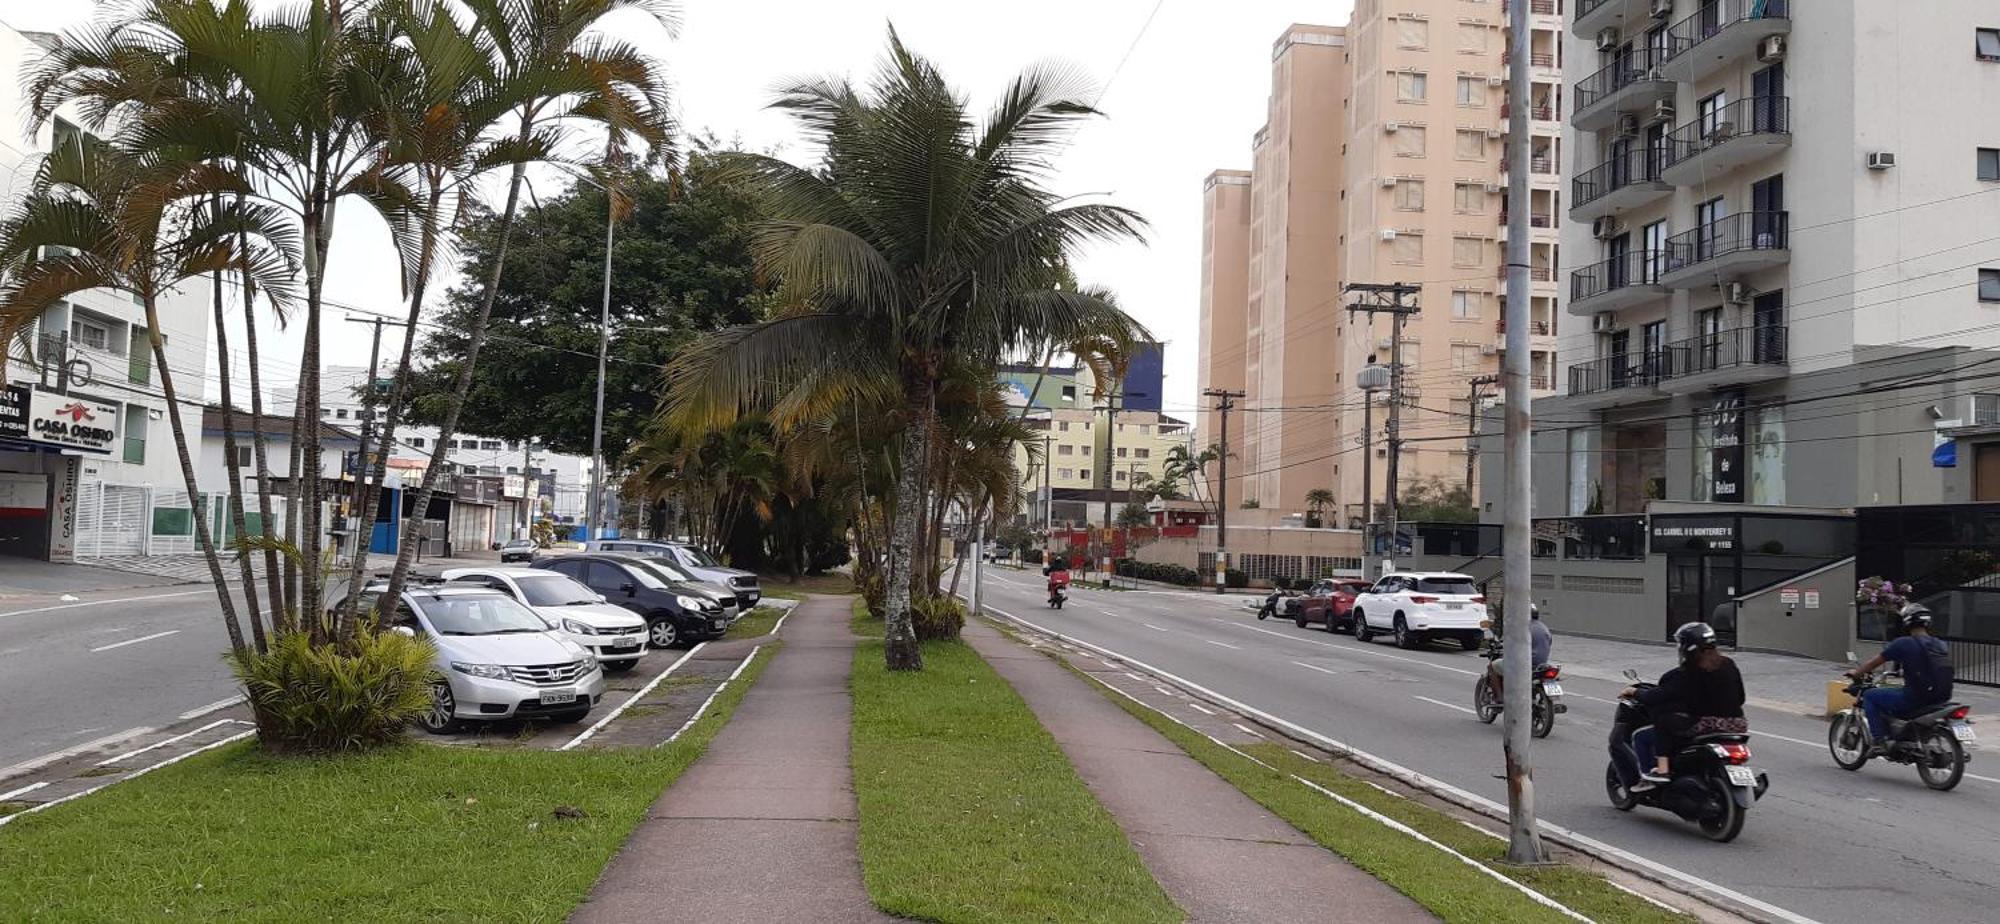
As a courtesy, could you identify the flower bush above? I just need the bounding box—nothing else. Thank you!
[1855,576,1911,610]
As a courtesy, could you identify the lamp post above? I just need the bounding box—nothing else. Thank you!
[563,167,619,544]
[1357,362,1391,577]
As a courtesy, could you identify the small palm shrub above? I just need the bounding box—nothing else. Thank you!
[912,595,966,641]
[231,630,437,753]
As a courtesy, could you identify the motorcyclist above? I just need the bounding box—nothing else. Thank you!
[1847,603,1954,748]
[1043,554,1071,601]
[1625,622,1746,790]
[1484,602,1551,700]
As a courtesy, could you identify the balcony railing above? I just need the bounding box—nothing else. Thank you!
[1499,264,1555,281]
[1531,374,1554,390]
[1531,52,1556,69]
[1663,0,1790,69]
[1661,96,1790,172]
[1496,318,1553,335]
[1571,250,1665,304]
[1501,102,1557,121]
[1663,211,1788,272]
[1498,212,1556,228]
[1666,325,1788,377]
[1569,351,1669,396]
[1501,156,1558,175]
[1574,45,1669,119]
[1502,0,1558,14]
[1573,146,1665,211]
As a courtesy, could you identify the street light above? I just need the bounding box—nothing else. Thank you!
[1357,362,1390,576]
[563,168,618,544]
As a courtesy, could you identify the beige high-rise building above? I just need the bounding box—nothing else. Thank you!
[1196,169,1251,508]
[1198,2,1564,526]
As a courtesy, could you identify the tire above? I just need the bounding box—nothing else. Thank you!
[1393,614,1417,650]
[1827,711,1870,771]
[1295,611,1309,628]
[1353,610,1373,642]
[549,707,591,725]
[1458,634,1481,651]
[1325,612,1342,634]
[419,678,461,735]
[1605,763,1637,811]
[648,616,680,649]
[1697,775,1747,843]
[1915,726,1967,791]
[606,659,639,673]
[1531,687,1556,738]
[1473,674,1500,724]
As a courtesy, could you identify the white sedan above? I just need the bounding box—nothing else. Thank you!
[1351,571,1489,651]
[442,566,649,671]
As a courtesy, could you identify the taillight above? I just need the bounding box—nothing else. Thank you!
[1950,706,1971,720]
[1711,743,1751,764]
[1471,595,1486,604]
[1410,595,1439,604]
[1538,666,1560,680]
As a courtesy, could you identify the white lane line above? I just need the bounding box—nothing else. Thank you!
[1141,623,1169,632]
[1153,685,1176,697]
[93,718,245,767]
[1414,695,1478,716]
[0,726,155,784]
[1231,621,1487,677]
[660,645,763,747]
[1289,748,1320,762]
[981,606,1820,924]
[558,642,708,751]
[770,606,796,635]
[178,696,245,721]
[1234,623,1338,648]
[1186,702,1216,715]
[0,729,257,829]
[0,589,213,621]
[1123,671,1147,683]
[0,781,48,802]
[89,630,181,653]
[1202,639,1242,650]
[1292,660,1341,676]
[1231,722,1266,739]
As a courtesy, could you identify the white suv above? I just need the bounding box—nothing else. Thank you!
[440,567,649,672]
[1351,572,1488,651]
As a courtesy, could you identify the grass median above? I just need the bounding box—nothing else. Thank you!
[0,645,776,923]
[849,634,1181,924]
[1096,678,1689,924]
[721,604,785,640]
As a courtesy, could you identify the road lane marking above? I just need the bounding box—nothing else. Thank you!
[1231,722,1265,738]
[1123,671,1147,683]
[0,589,213,620]
[661,645,762,747]
[178,696,245,721]
[1414,695,1478,716]
[1289,748,1320,762]
[1187,702,1216,715]
[0,728,257,829]
[0,781,48,801]
[1142,623,1169,632]
[0,726,155,783]
[558,642,708,751]
[88,630,180,653]
[1292,660,1341,676]
[1202,639,1242,650]
[93,718,249,767]
[1234,623,1339,647]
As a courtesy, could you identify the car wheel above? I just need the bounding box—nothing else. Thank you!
[649,617,680,649]
[549,708,591,725]
[1353,610,1373,642]
[1393,614,1417,650]
[606,659,638,673]
[419,679,461,735]
[1458,634,1482,651]
[1295,611,1309,629]
[1325,611,1341,634]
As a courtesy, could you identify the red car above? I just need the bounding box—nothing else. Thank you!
[1293,579,1374,633]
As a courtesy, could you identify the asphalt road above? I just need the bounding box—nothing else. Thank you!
[0,587,241,777]
[979,572,2000,924]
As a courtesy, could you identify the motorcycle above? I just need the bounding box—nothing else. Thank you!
[1827,667,1973,791]
[1046,570,1070,610]
[1605,669,1767,843]
[1471,623,1563,738]
[1256,587,1293,621]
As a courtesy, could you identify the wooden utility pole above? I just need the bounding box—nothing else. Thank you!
[1465,374,1499,497]
[1345,283,1421,570]
[1203,388,1244,593]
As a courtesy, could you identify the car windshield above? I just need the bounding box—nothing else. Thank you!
[419,594,550,635]
[513,574,599,607]
[677,546,721,568]
[504,540,534,549]
[636,555,696,582]
[622,561,673,589]
[1417,577,1479,596]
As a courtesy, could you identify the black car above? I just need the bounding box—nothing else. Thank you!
[530,552,730,648]
[499,538,539,563]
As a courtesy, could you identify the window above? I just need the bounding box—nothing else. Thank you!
[1451,290,1479,318]
[1397,71,1428,102]
[1114,470,1127,483]
[1457,23,1490,54]
[1080,469,1092,482]
[1975,394,2000,426]
[1451,343,1481,371]
[1455,76,1486,108]
[506,466,519,474]
[232,445,251,468]
[1081,446,1092,457]
[1391,232,1424,264]
[122,404,146,464]
[1979,28,2000,61]
[1982,268,2000,302]
[1393,125,1427,157]
[411,437,425,448]
[1138,425,1150,435]
[1116,447,1128,458]
[1393,178,1425,210]
[1452,236,1485,267]
[1454,183,1485,212]
[1697,90,1728,138]
[481,440,502,450]
[1058,421,1070,432]
[1455,129,1485,159]
[462,465,478,475]
[1396,17,1429,49]
[1135,448,1151,459]
[70,315,112,351]
[1058,468,1073,480]
[335,408,349,419]
[1058,444,1074,456]
[1060,385,1077,402]
[1981,147,2000,181]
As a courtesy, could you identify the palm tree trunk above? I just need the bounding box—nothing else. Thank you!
[143,292,246,653]
[239,260,286,634]
[883,393,929,671]
[209,262,266,654]
[297,198,334,640]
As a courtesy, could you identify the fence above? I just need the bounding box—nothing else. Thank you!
[74,481,304,560]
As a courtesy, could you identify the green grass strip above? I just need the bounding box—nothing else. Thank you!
[849,637,1182,924]
[1096,681,1689,924]
[722,605,784,640]
[0,644,777,924]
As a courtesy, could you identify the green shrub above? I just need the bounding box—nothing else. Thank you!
[856,571,886,620]
[230,630,437,754]
[1024,548,1044,565]
[912,595,966,641]
[1225,568,1249,589]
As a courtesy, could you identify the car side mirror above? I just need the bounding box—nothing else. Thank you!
[619,582,637,596]
[595,594,608,604]
[391,625,416,639]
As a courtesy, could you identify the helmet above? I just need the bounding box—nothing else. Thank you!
[1899,602,1933,629]
[1674,621,1718,664]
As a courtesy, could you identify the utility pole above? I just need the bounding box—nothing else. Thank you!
[1097,387,1144,578]
[1357,363,1390,569]
[1500,0,1547,865]
[520,440,535,540]
[1203,388,1244,593]
[585,187,618,543]
[1345,283,1421,572]
[1465,374,1499,498]
[344,314,397,565]
[1040,433,1053,535]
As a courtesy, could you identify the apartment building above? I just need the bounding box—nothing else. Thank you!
[1198,3,1564,527]
[1005,361,1192,527]
[1542,0,2000,515]
[1196,169,1252,507]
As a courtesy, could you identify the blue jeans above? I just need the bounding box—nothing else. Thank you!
[1862,687,1912,742]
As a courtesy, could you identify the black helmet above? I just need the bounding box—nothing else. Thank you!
[1674,621,1718,664]
[1529,602,1541,620]
[1899,602,1934,630]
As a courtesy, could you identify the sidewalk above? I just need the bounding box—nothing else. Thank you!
[570,596,890,924]
[962,619,1435,923]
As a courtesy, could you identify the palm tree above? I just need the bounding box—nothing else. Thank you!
[1304,488,1334,529]
[665,30,1147,670]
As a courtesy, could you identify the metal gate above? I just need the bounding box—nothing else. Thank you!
[75,482,147,557]
[1942,636,2000,688]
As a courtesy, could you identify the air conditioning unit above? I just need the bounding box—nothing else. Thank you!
[1485,128,1504,140]
[1592,315,1616,332]
[1484,182,1505,193]
[1649,0,1674,20]
[1380,229,1399,241]
[1615,114,1641,138]
[1725,282,1751,304]
[1487,75,1506,87]
[1596,28,1621,53]
[1650,100,1677,124]
[1378,336,1395,350]
[1480,344,1500,356]
[1385,121,1402,133]
[1867,151,1897,170]
[1381,176,1399,188]
[1757,35,1787,64]
[1592,216,1622,240]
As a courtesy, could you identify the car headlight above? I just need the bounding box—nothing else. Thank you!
[450,662,510,681]
[578,654,599,674]
[675,595,706,611]
[561,618,595,635]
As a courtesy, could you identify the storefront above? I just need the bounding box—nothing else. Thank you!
[0,384,112,560]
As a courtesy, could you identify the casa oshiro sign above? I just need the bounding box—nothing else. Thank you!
[27,390,119,454]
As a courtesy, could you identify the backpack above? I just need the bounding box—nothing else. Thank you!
[1905,636,1955,704]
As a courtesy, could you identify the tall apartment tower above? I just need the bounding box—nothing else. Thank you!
[1549,0,2000,514]
[1197,169,1252,506]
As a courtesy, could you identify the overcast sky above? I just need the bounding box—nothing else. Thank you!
[11,0,1355,420]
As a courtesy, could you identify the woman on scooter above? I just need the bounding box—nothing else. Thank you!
[1626,622,1746,789]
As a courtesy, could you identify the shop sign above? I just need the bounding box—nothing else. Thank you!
[28,389,119,454]
[0,384,28,440]
[1649,517,1737,554]
[1709,390,1745,502]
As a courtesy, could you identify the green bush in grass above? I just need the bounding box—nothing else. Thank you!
[230,630,436,753]
[912,595,965,641]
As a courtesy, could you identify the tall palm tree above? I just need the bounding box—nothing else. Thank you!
[1304,488,1334,528]
[666,30,1147,670]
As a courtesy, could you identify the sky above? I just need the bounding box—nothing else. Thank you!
[11,0,1356,420]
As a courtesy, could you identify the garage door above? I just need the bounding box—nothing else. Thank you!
[0,472,49,559]
[75,482,146,557]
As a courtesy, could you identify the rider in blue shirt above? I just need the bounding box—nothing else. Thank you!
[1848,603,1954,746]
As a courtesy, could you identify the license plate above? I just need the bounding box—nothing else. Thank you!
[1541,683,1563,697]
[712,619,727,630]
[1953,722,1977,742]
[1444,602,1463,610]
[1724,765,1756,787]
[613,636,638,648]
[539,689,577,705]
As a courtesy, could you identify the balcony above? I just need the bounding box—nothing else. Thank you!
[1658,325,1789,393]
[1500,155,1559,176]
[1497,211,1557,243]
[1573,46,1676,132]
[1570,147,1672,221]
[1658,211,1789,288]
[1567,351,1668,409]
[1498,263,1555,282]
[1659,96,1791,186]
[1502,0,1558,16]
[1500,101,1557,122]
[1575,0,1652,40]
[1570,250,1667,314]
[1496,317,1554,336]
[1659,0,1791,84]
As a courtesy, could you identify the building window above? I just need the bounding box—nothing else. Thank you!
[1393,125,1427,157]
[1697,90,1728,138]
[1116,447,1128,458]
[1451,343,1481,371]
[1453,183,1485,213]
[1080,469,1092,482]
[123,404,146,464]
[1058,468,1073,480]
[1138,425,1150,435]
[1979,28,2000,61]
[70,314,112,351]
[1114,470,1127,483]
[1455,76,1486,108]
[1452,290,1479,318]
[1457,22,1490,54]
[1058,421,1070,432]
[1981,147,2000,181]
[1391,232,1423,264]
[1060,385,1076,402]
[1136,448,1151,459]
[1455,129,1485,160]
[335,408,349,419]
[410,437,425,448]
[1982,268,2000,302]
[462,465,478,475]
[1057,444,1074,456]
[1397,71,1428,102]
[1452,236,1485,267]
[506,466,519,474]
[1975,394,2000,426]
[1393,178,1425,210]
[481,439,502,450]
[1080,446,1092,457]
[1395,17,1429,49]
[232,445,252,468]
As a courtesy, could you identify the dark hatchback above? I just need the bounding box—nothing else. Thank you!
[530,552,730,648]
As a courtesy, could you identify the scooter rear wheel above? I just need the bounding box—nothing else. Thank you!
[1697,776,1747,843]
[1604,763,1637,811]
[1531,688,1556,738]
[1915,727,1966,791]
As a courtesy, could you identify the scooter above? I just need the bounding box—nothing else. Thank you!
[1256,587,1293,621]
[1828,667,1973,791]
[1605,669,1768,843]
[1471,625,1563,738]
[1046,571,1070,610]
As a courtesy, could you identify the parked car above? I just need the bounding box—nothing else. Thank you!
[588,539,761,606]
[499,538,539,564]
[440,567,648,671]
[532,552,732,648]
[356,579,606,735]
[1351,571,1488,650]
[1292,579,1374,633]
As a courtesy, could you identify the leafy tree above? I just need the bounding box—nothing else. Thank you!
[1398,476,1477,523]
[1303,488,1334,528]
[1116,503,1151,529]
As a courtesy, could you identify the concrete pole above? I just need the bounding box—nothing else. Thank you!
[585,205,616,542]
[1362,391,1374,562]
[1500,0,1547,865]
[1384,313,1405,573]
[1204,388,1243,592]
[970,516,983,618]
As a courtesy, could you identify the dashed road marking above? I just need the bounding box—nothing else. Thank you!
[89,630,181,653]
[1414,695,1478,716]
[1203,639,1242,650]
